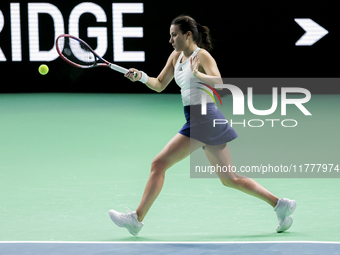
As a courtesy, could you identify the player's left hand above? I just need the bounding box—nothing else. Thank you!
[190,55,200,77]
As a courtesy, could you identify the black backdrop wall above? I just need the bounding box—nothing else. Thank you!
[0,0,339,93]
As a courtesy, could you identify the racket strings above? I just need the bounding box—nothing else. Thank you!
[60,37,96,66]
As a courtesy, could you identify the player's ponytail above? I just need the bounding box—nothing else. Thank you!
[171,15,213,52]
[196,23,213,52]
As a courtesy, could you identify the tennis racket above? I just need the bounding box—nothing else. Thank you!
[56,34,137,77]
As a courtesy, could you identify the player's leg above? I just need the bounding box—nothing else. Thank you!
[203,143,278,207]
[203,143,296,232]
[136,133,204,221]
[109,133,204,235]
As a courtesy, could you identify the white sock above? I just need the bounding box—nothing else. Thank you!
[274,198,282,211]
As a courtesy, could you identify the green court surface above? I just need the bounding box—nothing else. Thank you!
[0,93,339,242]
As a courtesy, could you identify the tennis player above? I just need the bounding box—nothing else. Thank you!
[109,15,296,236]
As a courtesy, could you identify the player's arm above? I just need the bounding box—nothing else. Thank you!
[191,50,223,88]
[125,51,178,93]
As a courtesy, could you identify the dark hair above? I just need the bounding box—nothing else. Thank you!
[171,15,213,51]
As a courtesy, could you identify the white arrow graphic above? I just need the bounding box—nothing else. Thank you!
[295,18,328,46]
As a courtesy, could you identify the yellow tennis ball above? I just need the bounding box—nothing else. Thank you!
[39,64,49,75]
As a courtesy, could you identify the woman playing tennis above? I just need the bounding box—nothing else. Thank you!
[109,15,296,235]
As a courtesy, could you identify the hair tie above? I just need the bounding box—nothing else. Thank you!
[196,23,204,32]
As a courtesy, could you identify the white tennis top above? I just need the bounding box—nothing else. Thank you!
[174,48,214,106]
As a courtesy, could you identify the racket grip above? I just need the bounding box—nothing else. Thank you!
[109,63,137,78]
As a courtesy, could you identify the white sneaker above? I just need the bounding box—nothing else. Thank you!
[109,208,144,236]
[274,198,296,233]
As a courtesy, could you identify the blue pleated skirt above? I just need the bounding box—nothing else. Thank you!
[178,103,238,145]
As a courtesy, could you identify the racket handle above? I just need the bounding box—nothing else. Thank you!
[109,63,137,78]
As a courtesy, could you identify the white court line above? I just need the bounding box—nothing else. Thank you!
[0,241,340,244]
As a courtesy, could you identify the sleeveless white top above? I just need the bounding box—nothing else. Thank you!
[174,48,214,106]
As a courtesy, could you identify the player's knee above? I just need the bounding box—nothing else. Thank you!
[220,177,240,188]
[151,156,168,174]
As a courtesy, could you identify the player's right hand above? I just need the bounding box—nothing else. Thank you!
[124,68,141,82]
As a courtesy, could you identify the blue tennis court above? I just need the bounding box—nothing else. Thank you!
[1,242,340,255]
